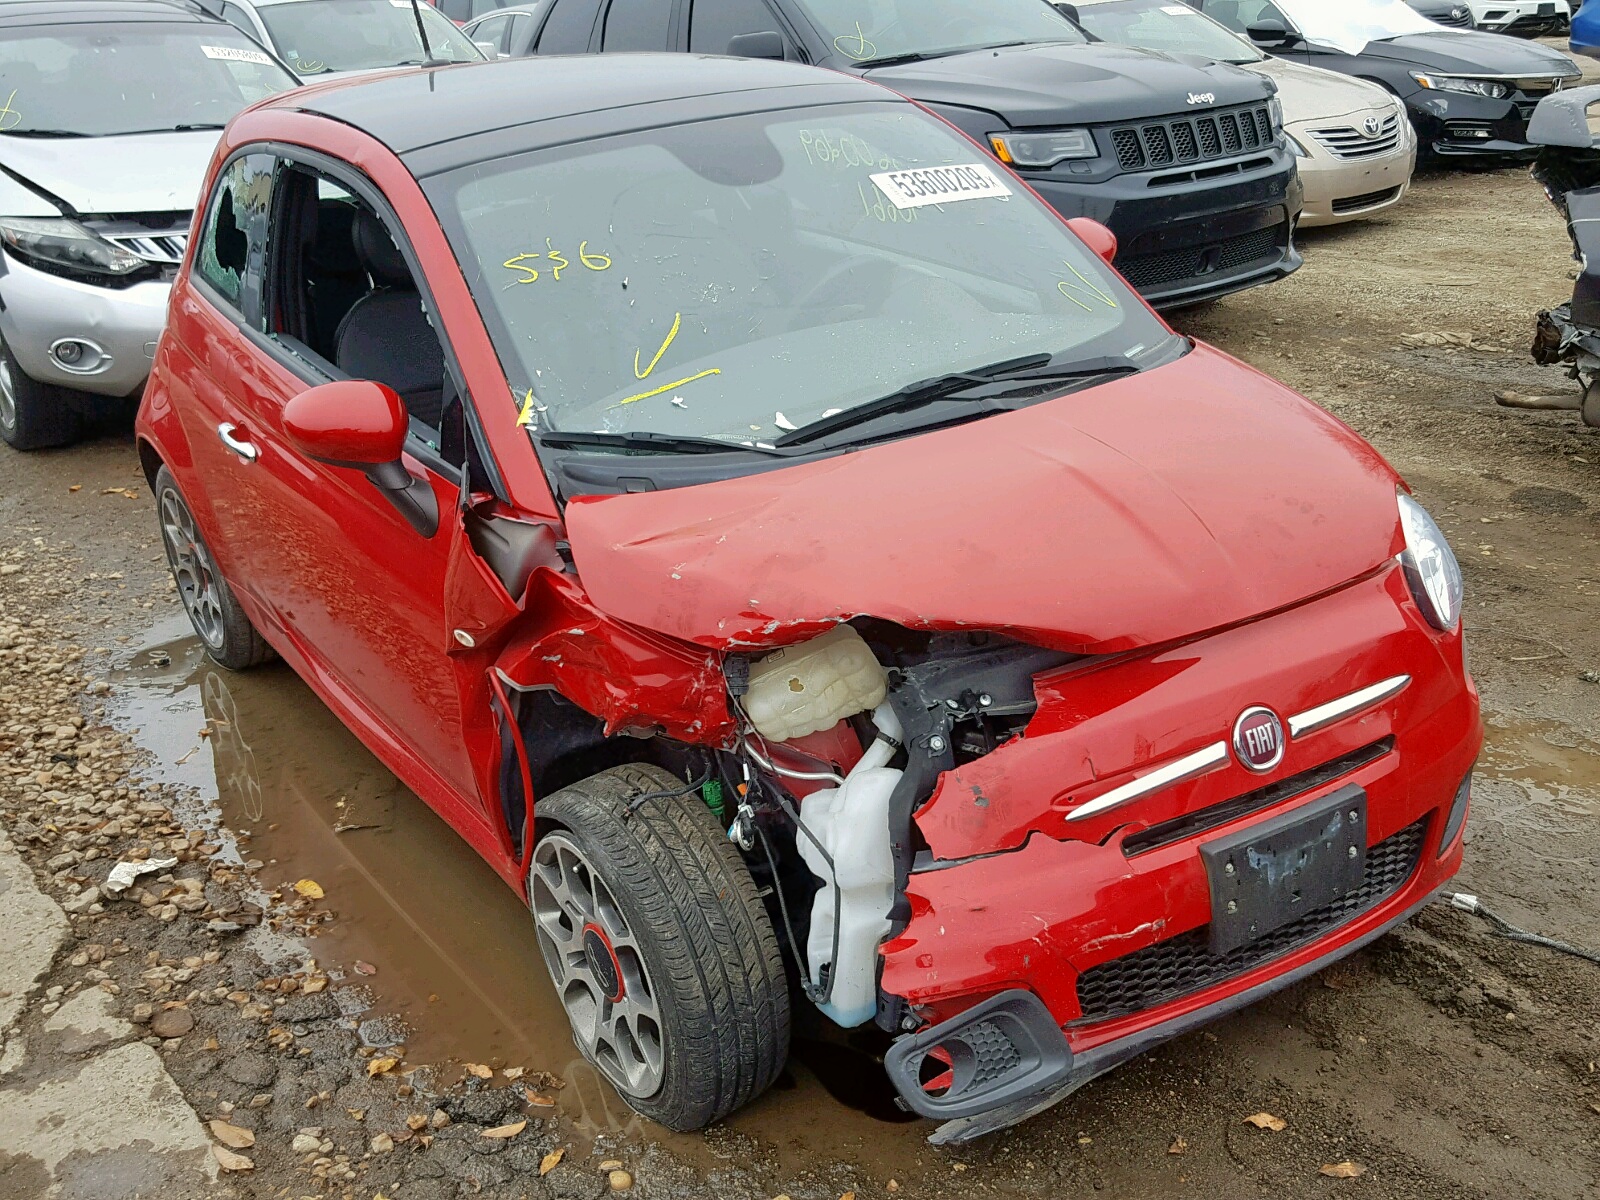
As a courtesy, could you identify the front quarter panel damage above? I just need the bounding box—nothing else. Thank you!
[492,568,734,744]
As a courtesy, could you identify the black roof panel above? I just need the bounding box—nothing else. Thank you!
[280,53,889,159]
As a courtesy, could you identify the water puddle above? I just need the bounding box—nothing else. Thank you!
[1472,717,1600,863]
[106,619,932,1169]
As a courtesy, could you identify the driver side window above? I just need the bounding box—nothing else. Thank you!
[263,162,467,467]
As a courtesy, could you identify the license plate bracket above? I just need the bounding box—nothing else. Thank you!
[1201,785,1368,956]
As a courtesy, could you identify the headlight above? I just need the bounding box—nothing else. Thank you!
[1398,492,1463,632]
[1286,133,1311,158]
[1269,95,1284,133]
[988,128,1098,168]
[0,217,150,284]
[1409,72,1509,100]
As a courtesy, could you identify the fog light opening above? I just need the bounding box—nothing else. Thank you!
[49,338,110,374]
[1438,772,1472,857]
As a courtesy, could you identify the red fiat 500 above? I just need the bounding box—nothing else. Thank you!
[136,54,1480,1141]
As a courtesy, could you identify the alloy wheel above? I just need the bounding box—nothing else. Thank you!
[159,486,226,651]
[0,337,17,436]
[531,833,665,1099]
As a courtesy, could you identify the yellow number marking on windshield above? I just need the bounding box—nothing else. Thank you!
[1057,262,1119,313]
[633,311,682,379]
[517,388,537,427]
[502,240,610,287]
[0,90,21,132]
[833,22,876,59]
[618,369,722,407]
[296,59,326,73]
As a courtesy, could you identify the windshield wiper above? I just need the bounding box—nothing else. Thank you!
[0,128,91,138]
[537,429,787,456]
[111,123,230,135]
[774,354,1138,447]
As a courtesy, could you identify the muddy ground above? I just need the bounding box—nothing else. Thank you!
[4,108,1600,1200]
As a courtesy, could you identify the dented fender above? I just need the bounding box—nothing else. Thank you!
[492,568,735,745]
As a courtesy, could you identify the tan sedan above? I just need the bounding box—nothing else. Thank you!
[1059,0,1417,225]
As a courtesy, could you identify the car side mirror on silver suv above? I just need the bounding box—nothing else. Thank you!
[726,31,786,60]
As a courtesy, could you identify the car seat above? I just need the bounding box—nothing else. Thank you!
[334,209,445,429]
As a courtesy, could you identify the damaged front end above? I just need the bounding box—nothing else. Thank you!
[1527,82,1600,427]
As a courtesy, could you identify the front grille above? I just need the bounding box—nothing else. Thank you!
[1332,186,1403,215]
[1116,224,1282,290]
[1106,103,1274,174]
[1307,114,1404,160]
[1074,818,1427,1023]
[103,232,189,265]
[1433,11,1472,26]
[1121,739,1393,857]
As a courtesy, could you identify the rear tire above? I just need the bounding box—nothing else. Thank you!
[154,465,273,670]
[0,335,81,451]
[530,764,790,1131]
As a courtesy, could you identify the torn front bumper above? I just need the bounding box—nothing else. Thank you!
[878,566,1481,1140]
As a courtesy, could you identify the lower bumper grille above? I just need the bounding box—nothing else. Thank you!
[1332,186,1403,215]
[1074,817,1427,1023]
[1117,224,1283,292]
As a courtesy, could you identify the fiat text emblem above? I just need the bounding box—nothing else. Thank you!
[1187,92,1216,106]
[1233,707,1285,773]
[1362,116,1382,137]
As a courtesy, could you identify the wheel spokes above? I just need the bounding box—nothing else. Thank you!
[530,832,664,1099]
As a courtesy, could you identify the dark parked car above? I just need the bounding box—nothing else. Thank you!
[495,0,1304,309]
[1404,0,1475,27]
[1195,0,1580,161]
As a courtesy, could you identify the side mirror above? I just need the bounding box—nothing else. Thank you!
[725,31,786,59]
[282,380,439,537]
[473,39,499,56]
[1066,217,1117,265]
[1246,19,1299,48]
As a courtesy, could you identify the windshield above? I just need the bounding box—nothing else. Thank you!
[258,0,483,73]
[794,0,1084,65]
[1272,0,1438,53]
[1064,0,1261,64]
[428,103,1169,450]
[0,23,295,137]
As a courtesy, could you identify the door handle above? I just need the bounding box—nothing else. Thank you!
[217,422,259,463]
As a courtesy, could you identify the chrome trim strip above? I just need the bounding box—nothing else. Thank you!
[1287,675,1411,739]
[1066,741,1229,822]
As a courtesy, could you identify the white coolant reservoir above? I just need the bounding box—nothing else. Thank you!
[746,626,887,743]
[796,704,903,1028]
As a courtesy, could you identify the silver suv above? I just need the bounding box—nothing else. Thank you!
[0,1,298,450]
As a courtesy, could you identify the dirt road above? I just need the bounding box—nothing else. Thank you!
[3,131,1598,1200]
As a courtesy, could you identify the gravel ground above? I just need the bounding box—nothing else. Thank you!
[3,100,1600,1200]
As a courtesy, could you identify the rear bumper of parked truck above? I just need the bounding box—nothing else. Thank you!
[877,566,1481,1141]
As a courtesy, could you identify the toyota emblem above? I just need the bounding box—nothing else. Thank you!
[1233,707,1286,773]
[1361,116,1382,138]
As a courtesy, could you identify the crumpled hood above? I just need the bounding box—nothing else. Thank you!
[1362,30,1579,77]
[864,43,1273,127]
[0,130,219,216]
[1246,56,1394,124]
[564,344,1405,656]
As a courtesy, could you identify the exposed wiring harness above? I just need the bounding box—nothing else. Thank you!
[1441,892,1600,967]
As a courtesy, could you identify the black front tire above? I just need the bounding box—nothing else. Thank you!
[154,465,273,670]
[0,336,81,451]
[531,764,791,1131]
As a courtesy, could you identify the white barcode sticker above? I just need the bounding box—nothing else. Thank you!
[869,163,1012,210]
[202,44,274,65]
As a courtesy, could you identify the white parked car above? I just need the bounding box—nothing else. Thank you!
[201,0,485,78]
[1060,0,1417,226]
[1464,0,1571,36]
